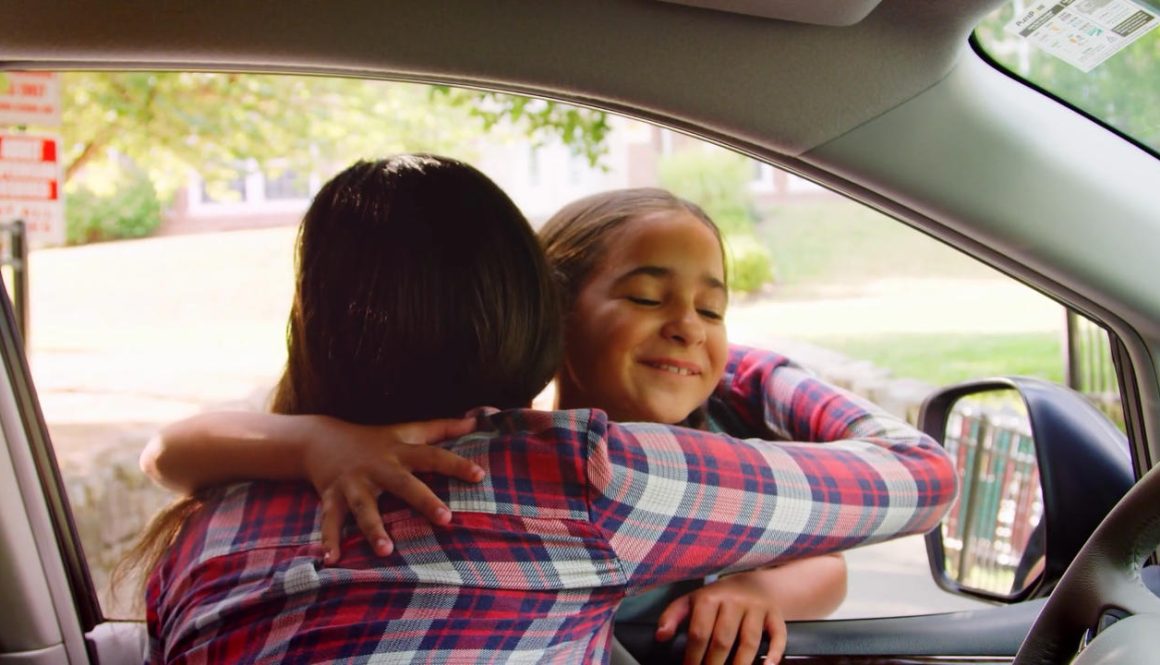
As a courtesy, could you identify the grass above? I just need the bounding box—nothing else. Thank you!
[757,200,996,288]
[750,200,1067,384]
[794,333,1065,388]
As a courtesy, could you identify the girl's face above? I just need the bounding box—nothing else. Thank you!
[557,210,728,424]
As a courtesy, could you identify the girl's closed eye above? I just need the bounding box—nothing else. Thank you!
[698,308,724,321]
[626,296,661,306]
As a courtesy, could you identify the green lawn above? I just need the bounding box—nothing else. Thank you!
[749,200,1067,385]
[796,332,1065,388]
[756,201,996,288]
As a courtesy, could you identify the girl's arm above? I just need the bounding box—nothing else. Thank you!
[140,411,483,560]
[655,554,847,665]
[727,554,848,620]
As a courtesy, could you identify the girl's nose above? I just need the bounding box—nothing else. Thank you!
[661,305,706,346]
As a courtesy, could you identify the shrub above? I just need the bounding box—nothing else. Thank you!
[725,234,775,294]
[657,146,773,292]
[658,146,757,236]
[66,166,163,245]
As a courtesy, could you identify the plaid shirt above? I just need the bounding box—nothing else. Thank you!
[147,345,956,664]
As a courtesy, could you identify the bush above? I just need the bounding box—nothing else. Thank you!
[657,147,757,236]
[66,166,163,245]
[725,234,775,294]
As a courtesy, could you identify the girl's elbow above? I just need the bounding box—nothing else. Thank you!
[140,431,189,493]
[140,434,164,481]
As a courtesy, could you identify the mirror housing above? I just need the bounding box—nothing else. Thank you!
[920,377,1133,602]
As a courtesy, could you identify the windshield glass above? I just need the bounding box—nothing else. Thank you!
[974,0,1160,154]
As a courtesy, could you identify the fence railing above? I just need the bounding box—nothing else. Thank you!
[940,403,1042,594]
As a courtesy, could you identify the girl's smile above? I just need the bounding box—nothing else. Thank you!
[556,210,728,424]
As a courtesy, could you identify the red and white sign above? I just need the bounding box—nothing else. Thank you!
[0,134,64,246]
[0,72,61,127]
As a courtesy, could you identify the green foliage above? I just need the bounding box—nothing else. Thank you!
[65,165,163,245]
[657,147,757,236]
[975,6,1160,152]
[656,146,772,292]
[58,73,614,193]
[724,234,775,294]
[429,87,612,167]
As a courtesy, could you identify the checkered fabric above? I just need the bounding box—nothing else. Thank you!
[147,345,957,664]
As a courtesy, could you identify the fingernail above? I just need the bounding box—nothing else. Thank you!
[471,466,485,481]
[322,550,334,565]
[375,538,392,556]
[435,508,451,523]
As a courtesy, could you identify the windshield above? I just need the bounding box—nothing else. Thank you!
[974,0,1159,154]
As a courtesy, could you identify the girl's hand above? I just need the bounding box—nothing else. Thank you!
[302,416,483,563]
[655,572,787,665]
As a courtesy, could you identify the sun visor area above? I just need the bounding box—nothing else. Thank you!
[657,0,883,26]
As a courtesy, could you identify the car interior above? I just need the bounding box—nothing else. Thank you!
[2,0,1159,663]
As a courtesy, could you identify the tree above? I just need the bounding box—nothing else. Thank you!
[58,72,611,194]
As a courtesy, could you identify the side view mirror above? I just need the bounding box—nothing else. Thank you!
[919,377,1133,602]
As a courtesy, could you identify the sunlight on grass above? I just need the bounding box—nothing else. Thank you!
[758,201,995,288]
[795,333,1065,388]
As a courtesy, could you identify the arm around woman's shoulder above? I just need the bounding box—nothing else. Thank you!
[140,411,314,494]
[584,398,956,590]
[715,344,916,442]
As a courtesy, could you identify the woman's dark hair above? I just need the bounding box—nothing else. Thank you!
[271,155,561,422]
[119,155,561,601]
[539,187,727,312]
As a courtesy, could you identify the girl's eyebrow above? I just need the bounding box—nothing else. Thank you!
[614,265,727,293]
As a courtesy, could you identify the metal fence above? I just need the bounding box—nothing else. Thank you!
[940,402,1042,594]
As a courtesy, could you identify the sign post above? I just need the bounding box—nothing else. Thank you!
[0,72,63,343]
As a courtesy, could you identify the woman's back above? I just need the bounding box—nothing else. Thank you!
[150,387,955,664]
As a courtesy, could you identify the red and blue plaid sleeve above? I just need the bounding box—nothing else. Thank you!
[584,351,957,589]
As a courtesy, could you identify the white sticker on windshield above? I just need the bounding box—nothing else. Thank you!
[1004,0,1158,72]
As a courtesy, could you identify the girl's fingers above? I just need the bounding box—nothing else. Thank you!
[345,478,392,556]
[684,599,722,665]
[732,611,766,665]
[704,603,743,665]
[393,417,478,445]
[764,613,788,664]
[319,488,348,565]
[401,445,485,483]
[656,594,692,641]
[371,468,455,525]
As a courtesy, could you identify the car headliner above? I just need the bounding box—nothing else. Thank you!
[2,0,993,155]
[2,0,1159,461]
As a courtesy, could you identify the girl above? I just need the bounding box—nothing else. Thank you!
[143,187,944,665]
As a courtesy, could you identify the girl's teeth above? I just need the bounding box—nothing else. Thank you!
[657,364,691,375]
